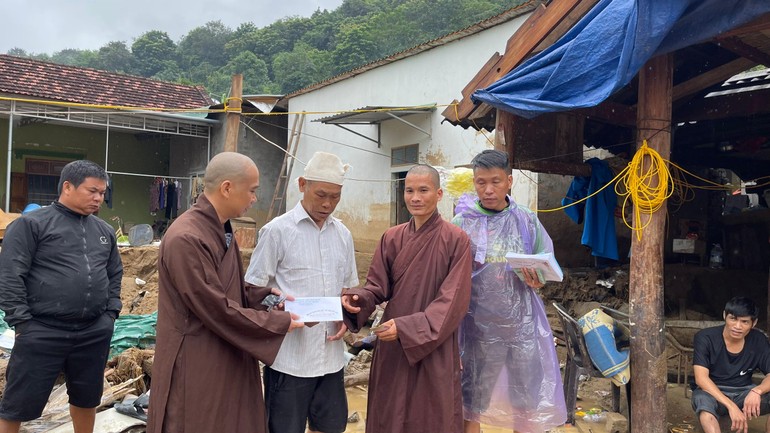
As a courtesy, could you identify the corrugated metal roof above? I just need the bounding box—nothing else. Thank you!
[314,105,435,124]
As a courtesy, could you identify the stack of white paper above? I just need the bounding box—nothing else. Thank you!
[505,252,564,282]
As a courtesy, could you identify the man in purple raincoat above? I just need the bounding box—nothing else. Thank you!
[453,150,567,433]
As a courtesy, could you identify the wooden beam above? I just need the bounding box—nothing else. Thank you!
[496,0,589,81]
[576,101,636,126]
[450,0,589,122]
[672,57,756,101]
[716,13,770,39]
[514,159,591,177]
[504,111,588,176]
[715,36,770,67]
[554,113,583,163]
[503,2,548,55]
[675,87,770,121]
[469,102,494,122]
[224,74,243,153]
[532,0,599,54]
[630,53,672,433]
[460,53,502,102]
[441,53,500,122]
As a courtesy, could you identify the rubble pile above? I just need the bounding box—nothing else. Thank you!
[106,348,154,395]
[541,266,629,310]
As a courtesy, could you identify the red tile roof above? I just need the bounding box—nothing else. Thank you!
[0,54,213,109]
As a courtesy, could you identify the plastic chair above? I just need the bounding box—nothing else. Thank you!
[664,320,727,398]
[553,302,624,424]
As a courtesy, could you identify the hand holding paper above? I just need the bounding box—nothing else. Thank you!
[520,267,545,289]
[505,252,564,283]
[284,297,343,322]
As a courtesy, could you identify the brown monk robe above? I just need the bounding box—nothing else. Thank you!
[148,153,297,433]
[343,165,472,433]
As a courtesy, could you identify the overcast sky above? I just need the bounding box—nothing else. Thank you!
[2,0,345,54]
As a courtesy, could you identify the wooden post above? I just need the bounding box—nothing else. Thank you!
[224,74,243,153]
[629,53,672,433]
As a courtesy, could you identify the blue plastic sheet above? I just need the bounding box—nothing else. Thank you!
[472,0,770,118]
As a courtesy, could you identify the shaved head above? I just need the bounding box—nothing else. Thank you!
[407,164,440,188]
[204,152,257,192]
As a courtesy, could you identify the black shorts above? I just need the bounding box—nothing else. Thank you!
[0,314,114,421]
[692,385,770,418]
[263,366,347,433]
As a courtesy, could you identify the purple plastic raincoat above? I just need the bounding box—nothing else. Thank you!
[453,194,567,432]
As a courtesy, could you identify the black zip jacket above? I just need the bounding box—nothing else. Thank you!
[0,201,122,330]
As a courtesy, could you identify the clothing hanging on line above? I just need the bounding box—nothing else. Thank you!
[149,178,162,213]
[191,176,204,204]
[166,181,178,219]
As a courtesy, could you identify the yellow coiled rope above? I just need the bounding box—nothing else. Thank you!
[616,140,674,239]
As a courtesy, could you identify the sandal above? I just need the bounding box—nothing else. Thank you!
[115,390,150,422]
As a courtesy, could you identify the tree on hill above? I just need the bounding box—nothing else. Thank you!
[273,42,333,93]
[177,21,233,71]
[331,23,379,74]
[4,0,530,96]
[132,30,178,77]
[95,41,135,74]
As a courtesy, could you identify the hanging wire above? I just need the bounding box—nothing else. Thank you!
[240,119,395,183]
[3,94,765,226]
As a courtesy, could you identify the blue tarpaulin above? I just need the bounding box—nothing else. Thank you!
[472,0,770,119]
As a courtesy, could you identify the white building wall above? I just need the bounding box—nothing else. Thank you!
[287,13,531,251]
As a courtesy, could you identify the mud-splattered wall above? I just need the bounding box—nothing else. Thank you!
[170,112,288,229]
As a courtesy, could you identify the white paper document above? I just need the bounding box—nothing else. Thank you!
[0,329,15,351]
[505,251,564,282]
[284,297,343,322]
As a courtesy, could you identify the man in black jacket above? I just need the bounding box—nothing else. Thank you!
[0,160,122,433]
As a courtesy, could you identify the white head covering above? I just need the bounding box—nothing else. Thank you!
[302,151,350,185]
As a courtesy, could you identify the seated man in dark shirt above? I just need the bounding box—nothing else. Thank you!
[693,296,770,433]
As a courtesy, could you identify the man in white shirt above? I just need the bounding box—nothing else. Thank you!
[245,151,358,433]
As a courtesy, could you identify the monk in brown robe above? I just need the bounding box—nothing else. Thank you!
[147,152,303,433]
[342,164,472,433]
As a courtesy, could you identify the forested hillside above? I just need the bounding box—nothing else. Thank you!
[5,0,527,99]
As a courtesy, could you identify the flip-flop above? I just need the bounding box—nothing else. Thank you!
[134,391,150,409]
[115,391,149,422]
[114,401,147,422]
